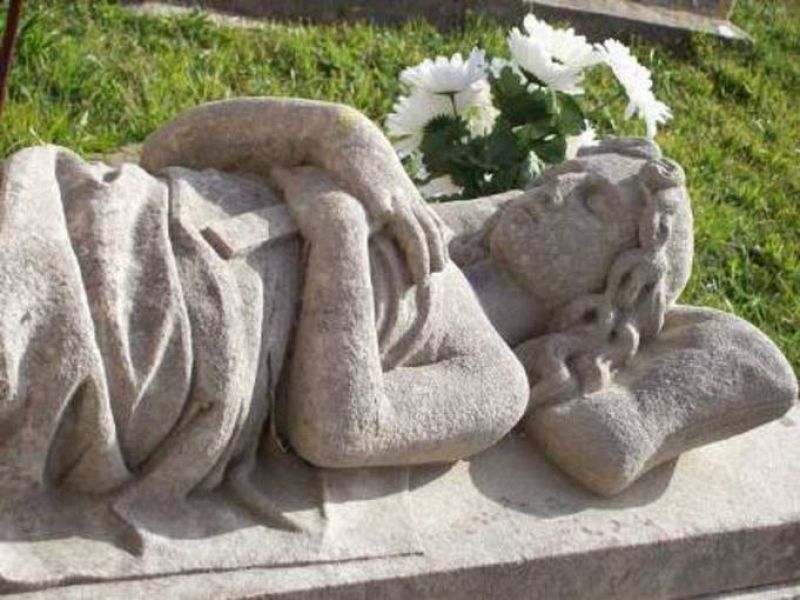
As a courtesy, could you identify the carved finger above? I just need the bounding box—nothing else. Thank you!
[389,201,430,284]
[342,171,395,230]
[412,201,447,273]
[368,189,395,232]
[405,176,449,271]
[428,204,451,265]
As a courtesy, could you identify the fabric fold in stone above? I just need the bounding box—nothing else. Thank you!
[0,147,419,591]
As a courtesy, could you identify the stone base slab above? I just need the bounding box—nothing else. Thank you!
[15,407,800,599]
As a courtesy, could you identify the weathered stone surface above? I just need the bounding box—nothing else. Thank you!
[16,408,800,599]
[0,98,796,596]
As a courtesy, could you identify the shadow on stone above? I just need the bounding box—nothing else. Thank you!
[465,431,676,519]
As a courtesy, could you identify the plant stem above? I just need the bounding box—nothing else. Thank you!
[586,89,628,129]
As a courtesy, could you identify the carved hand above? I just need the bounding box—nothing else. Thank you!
[270,166,369,241]
[139,98,449,284]
[319,105,449,283]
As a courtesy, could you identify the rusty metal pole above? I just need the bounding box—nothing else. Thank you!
[0,0,25,119]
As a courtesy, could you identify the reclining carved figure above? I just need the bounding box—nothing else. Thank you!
[0,98,795,512]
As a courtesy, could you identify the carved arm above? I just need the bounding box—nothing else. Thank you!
[140,97,447,282]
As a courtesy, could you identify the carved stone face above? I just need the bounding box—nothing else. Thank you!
[489,154,651,309]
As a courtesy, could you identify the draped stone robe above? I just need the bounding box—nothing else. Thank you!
[0,144,437,506]
[0,145,305,498]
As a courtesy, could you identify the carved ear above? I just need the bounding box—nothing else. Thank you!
[640,158,686,191]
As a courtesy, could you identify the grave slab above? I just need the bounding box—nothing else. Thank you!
[15,406,800,600]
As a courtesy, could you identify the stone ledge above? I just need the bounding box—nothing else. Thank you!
[19,407,800,599]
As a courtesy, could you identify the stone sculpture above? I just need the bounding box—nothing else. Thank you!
[0,98,796,589]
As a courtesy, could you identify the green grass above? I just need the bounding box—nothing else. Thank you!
[1,1,798,370]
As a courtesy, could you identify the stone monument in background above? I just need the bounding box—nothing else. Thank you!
[524,0,749,41]
[125,0,750,40]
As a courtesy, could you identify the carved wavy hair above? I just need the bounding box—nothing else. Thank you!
[516,140,691,409]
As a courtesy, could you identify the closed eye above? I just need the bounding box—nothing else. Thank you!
[580,174,617,221]
[584,192,612,219]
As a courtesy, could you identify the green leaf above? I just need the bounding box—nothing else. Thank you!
[530,134,567,164]
[556,93,585,136]
[420,114,469,175]
[481,123,522,169]
[542,87,559,115]
[491,66,554,128]
[515,120,558,144]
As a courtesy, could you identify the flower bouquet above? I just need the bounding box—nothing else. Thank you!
[386,14,672,200]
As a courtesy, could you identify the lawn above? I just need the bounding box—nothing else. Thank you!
[1,0,798,370]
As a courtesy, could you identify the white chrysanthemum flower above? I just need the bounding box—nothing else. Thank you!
[508,29,583,94]
[507,14,599,94]
[455,79,500,137]
[419,175,463,199]
[386,89,454,158]
[401,48,487,94]
[565,123,599,159]
[388,49,499,155]
[597,39,673,138]
[522,14,600,69]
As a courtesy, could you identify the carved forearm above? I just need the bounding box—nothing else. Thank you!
[142,97,446,282]
[286,220,388,465]
[141,97,375,175]
[139,97,400,224]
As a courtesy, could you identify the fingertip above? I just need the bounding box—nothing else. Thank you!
[414,202,448,274]
[431,250,446,273]
[409,247,430,284]
[436,225,451,271]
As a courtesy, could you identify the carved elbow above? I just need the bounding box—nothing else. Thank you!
[292,431,372,469]
[488,349,531,432]
[287,401,379,469]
